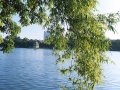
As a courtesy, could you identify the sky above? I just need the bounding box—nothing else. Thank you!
[97,0,120,40]
[2,0,120,40]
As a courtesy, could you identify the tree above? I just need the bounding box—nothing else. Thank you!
[0,0,119,89]
[110,39,120,51]
[22,37,29,47]
[14,36,22,47]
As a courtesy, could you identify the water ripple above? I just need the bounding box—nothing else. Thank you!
[0,49,120,90]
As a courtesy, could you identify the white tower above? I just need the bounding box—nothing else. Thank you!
[44,31,50,40]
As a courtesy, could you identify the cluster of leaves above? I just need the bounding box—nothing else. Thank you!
[44,0,120,89]
[0,0,51,53]
[0,0,120,89]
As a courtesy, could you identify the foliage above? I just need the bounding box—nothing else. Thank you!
[0,0,49,53]
[44,0,120,89]
[13,36,53,48]
[14,36,30,48]
[110,39,120,51]
[0,0,120,89]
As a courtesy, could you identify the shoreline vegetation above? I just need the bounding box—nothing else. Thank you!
[0,36,120,51]
[0,36,53,49]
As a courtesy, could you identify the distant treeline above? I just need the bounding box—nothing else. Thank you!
[0,36,53,49]
[110,40,120,51]
[0,36,120,51]
[14,36,53,49]
[13,37,120,51]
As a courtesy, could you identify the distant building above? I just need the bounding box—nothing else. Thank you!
[33,40,39,49]
[44,31,50,40]
[39,40,44,43]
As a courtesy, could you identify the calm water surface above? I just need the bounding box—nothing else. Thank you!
[0,48,120,90]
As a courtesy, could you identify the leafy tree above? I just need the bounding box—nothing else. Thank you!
[21,37,29,47]
[28,39,34,48]
[0,0,120,89]
[14,36,22,47]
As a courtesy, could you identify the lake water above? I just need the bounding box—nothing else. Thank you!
[0,48,120,90]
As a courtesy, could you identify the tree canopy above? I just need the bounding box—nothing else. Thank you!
[0,0,120,89]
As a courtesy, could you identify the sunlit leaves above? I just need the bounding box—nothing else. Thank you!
[0,19,4,27]
[97,13,120,33]
[0,35,3,44]
[2,36,15,53]
[44,0,119,89]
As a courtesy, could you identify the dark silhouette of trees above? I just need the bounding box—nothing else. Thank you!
[110,40,120,51]
[13,36,120,51]
[13,36,53,49]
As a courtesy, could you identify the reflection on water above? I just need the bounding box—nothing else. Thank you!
[0,49,120,90]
